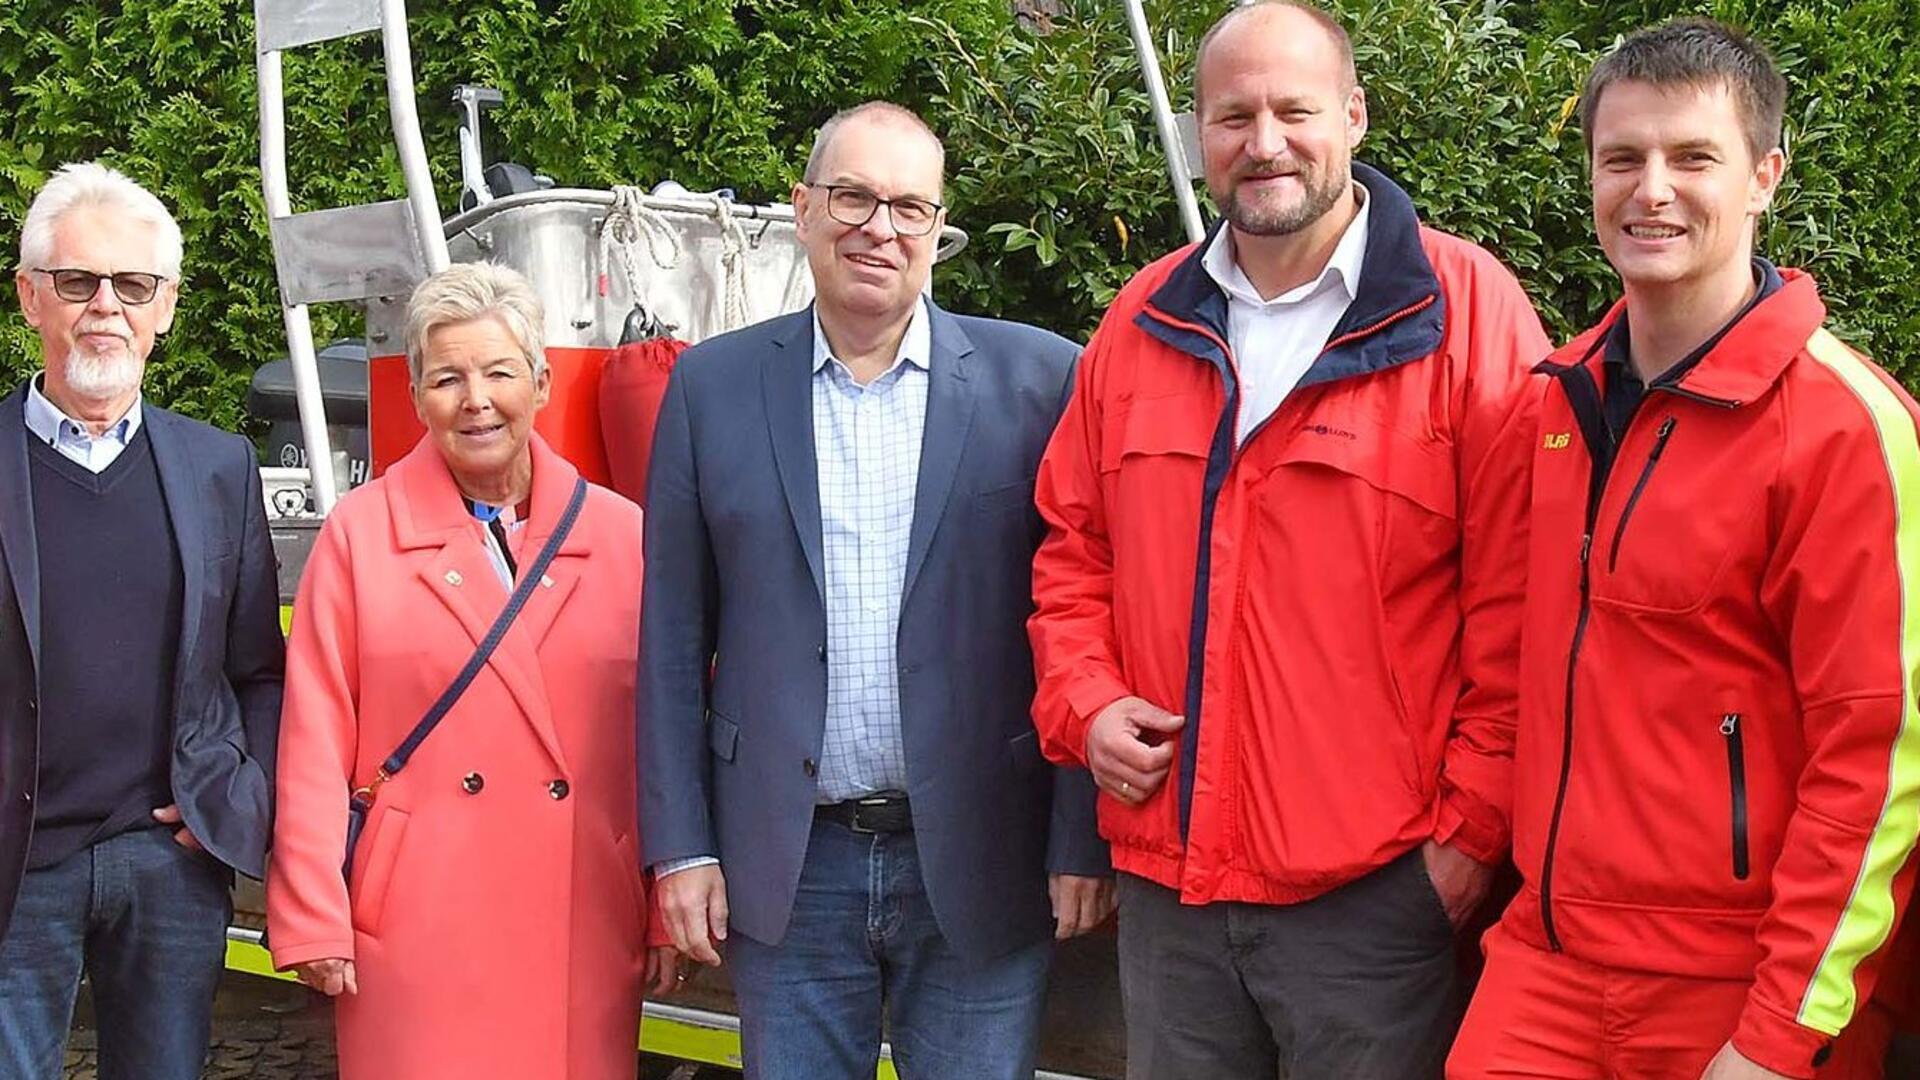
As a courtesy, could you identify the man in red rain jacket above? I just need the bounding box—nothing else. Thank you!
[1450,19,1919,1080]
[1026,2,1548,1074]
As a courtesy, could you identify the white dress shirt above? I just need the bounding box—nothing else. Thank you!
[1201,184,1370,445]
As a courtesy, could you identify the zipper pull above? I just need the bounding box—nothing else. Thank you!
[1579,533,1592,564]
[1720,713,1739,736]
[1650,416,1678,459]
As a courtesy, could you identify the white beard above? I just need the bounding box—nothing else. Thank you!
[61,346,144,400]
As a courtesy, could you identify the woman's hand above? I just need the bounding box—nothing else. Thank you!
[644,945,684,997]
[292,958,358,996]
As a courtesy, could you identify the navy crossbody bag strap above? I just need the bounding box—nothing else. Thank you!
[381,476,588,775]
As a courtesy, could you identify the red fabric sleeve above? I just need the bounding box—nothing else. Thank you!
[1738,350,1920,1075]
[1434,251,1551,863]
[1029,314,1133,768]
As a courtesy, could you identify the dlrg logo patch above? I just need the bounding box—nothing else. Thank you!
[1542,432,1572,450]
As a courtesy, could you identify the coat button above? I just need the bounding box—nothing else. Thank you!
[816,642,827,662]
[462,772,484,794]
[25,699,35,714]
[445,570,463,586]
[802,758,818,778]
[548,779,570,800]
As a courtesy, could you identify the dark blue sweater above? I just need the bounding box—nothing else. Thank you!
[26,428,182,869]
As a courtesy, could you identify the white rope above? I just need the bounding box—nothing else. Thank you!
[780,255,813,312]
[599,184,682,321]
[709,195,753,333]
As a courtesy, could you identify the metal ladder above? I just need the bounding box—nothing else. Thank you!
[253,0,450,514]
[1123,0,1206,244]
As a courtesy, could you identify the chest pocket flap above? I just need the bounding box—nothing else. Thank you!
[1098,393,1217,474]
[1274,419,1457,521]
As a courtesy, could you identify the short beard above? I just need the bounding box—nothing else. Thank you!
[1220,159,1349,237]
[62,347,144,401]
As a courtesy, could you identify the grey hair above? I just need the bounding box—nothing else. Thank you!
[802,101,946,192]
[19,162,185,279]
[403,262,548,385]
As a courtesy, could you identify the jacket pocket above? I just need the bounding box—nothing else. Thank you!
[1274,416,1457,521]
[708,709,740,763]
[1007,729,1046,775]
[975,480,1036,514]
[1721,713,1750,881]
[349,805,410,937]
[1606,417,1678,573]
[1098,394,1213,474]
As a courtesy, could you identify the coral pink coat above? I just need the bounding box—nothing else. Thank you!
[267,435,660,1080]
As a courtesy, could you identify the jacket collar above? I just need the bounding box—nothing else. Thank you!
[386,431,589,556]
[1137,161,1445,385]
[1539,267,1826,407]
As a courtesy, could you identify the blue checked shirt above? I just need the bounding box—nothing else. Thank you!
[654,300,931,878]
[810,300,929,801]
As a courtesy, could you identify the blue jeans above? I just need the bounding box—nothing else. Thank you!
[727,817,1051,1080]
[0,828,231,1080]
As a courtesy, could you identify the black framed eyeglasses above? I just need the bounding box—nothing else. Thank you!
[810,185,944,237]
[30,267,168,305]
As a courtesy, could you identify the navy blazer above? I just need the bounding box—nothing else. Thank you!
[640,302,1107,956]
[0,385,285,941]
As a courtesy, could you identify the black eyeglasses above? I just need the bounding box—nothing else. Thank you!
[30,267,168,305]
[809,185,944,237]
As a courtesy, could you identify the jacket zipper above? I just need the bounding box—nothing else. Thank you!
[1538,357,1609,953]
[1136,295,1435,842]
[1606,416,1678,572]
[1722,713,1750,880]
[1536,348,1740,949]
[1539,528,1592,951]
[1139,303,1241,842]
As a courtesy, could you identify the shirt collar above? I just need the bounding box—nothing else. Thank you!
[1603,256,1785,384]
[24,373,143,447]
[1202,182,1370,309]
[811,296,932,377]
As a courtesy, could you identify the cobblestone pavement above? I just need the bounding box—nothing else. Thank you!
[58,970,1920,1079]
[62,974,335,1079]
[59,972,727,1079]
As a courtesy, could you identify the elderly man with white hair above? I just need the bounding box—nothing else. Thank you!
[0,161,284,1078]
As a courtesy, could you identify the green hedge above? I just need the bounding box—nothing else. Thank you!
[1,0,1915,435]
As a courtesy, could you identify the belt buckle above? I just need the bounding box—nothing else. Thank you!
[851,795,893,834]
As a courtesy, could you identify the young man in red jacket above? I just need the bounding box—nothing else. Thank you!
[1449,19,1919,1080]
[1026,1,1548,1074]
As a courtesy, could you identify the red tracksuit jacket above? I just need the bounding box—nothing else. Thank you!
[1028,164,1546,903]
[1497,269,1920,1075]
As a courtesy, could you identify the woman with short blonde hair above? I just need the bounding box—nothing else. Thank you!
[268,262,675,1079]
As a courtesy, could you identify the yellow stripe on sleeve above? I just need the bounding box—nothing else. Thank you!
[1798,327,1920,1034]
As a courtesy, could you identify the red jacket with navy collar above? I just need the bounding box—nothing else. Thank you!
[1028,163,1546,904]
[1496,269,1920,1077]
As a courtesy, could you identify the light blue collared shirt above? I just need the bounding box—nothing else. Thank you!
[810,298,931,802]
[654,299,933,879]
[24,375,144,474]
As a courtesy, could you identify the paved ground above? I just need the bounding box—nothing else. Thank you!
[58,969,1920,1078]
[60,972,725,1079]
[63,974,335,1079]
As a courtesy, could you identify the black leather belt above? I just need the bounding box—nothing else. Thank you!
[816,794,913,834]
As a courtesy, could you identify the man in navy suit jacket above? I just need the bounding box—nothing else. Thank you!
[0,163,284,1078]
[640,102,1111,1079]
